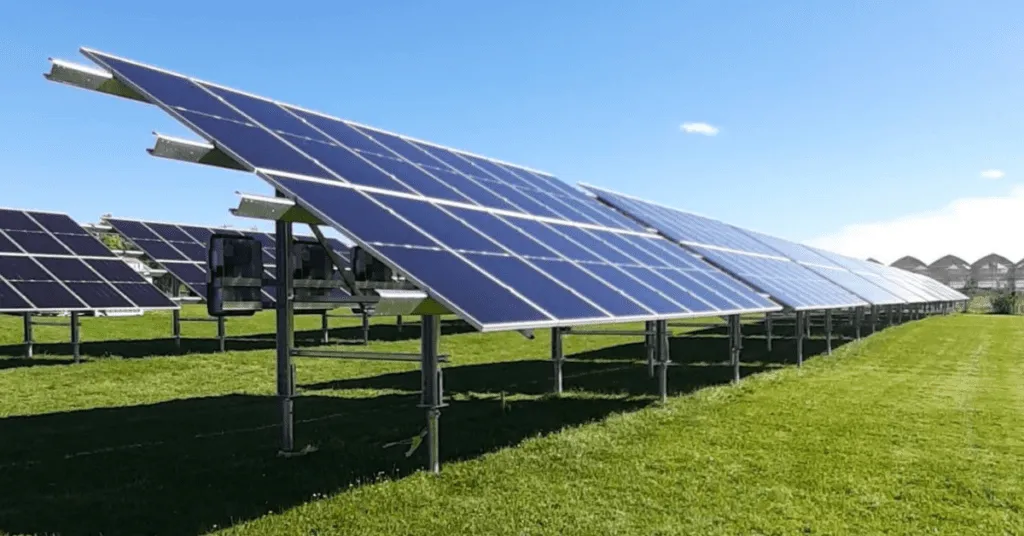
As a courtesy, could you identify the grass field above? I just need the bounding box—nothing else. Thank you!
[0,308,1020,535]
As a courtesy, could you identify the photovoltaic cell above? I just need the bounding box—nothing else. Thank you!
[579,185,874,310]
[0,208,177,312]
[82,49,782,330]
[740,229,906,306]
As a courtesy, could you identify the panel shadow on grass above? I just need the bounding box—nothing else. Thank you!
[0,319,474,363]
[0,391,646,536]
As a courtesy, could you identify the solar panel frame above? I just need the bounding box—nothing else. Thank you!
[0,207,177,313]
[81,49,782,331]
[737,229,908,307]
[264,173,780,329]
[578,185,870,311]
[805,247,937,303]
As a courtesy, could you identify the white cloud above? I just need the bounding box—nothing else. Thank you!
[980,169,1005,180]
[807,186,1024,264]
[679,122,719,136]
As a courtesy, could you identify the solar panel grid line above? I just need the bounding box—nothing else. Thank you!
[805,247,934,303]
[387,192,749,314]
[14,213,123,309]
[213,84,640,230]
[81,49,638,235]
[394,138,624,230]
[197,69,642,233]
[581,184,872,311]
[83,49,781,330]
[98,61,672,324]
[0,254,45,311]
[182,66,560,180]
[263,172,777,330]
[284,107,566,221]
[731,227,908,306]
[0,209,176,312]
[261,169,647,236]
[292,167,757,315]
[202,77,567,223]
[305,180,628,319]
[259,172,600,326]
[503,217,753,313]
[696,249,868,311]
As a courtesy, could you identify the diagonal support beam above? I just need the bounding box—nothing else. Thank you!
[148,133,247,170]
[44,58,147,102]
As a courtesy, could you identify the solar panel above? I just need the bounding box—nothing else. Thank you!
[82,49,781,330]
[0,208,177,312]
[739,229,907,306]
[105,217,351,305]
[805,247,936,303]
[579,185,869,311]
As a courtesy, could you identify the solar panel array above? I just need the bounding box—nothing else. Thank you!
[580,185,870,310]
[105,218,351,304]
[739,230,906,306]
[83,49,782,331]
[0,209,177,312]
[581,185,967,307]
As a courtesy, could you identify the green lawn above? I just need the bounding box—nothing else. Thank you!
[0,309,1020,535]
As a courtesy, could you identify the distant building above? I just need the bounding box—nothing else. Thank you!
[928,255,971,289]
[970,254,1014,290]
[891,256,930,277]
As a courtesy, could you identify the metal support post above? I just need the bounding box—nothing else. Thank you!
[825,309,833,355]
[217,316,227,352]
[275,212,296,454]
[806,312,812,337]
[887,305,894,327]
[397,314,404,332]
[657,319,670,403]
[171,284,181,350]
[420,314,442,474]
[795,310,804,367]
[765,312,773,352]
[321,311,330,344]
[361,309,370,345]
[551,326,564,395]
[897,306,903,324]
[645,320,655,378]
[23,313,32,358]
[730,315,741,383]
[855,306,862,340]
[868,305,875,334]
[70,312,81,363]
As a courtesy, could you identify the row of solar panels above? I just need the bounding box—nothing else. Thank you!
[41,49,967,331]
[0,208,353,314]
[0,209,177,312]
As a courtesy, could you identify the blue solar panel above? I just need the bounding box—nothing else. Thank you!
[82,49,781,330]
[739,229,906,306]
[581,185,869,310]
[265,173,779,328]
[0,208,175,312]
[807,247,934,303]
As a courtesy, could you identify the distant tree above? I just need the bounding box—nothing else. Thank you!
[101,233,128,251]
[991,291,1020,315]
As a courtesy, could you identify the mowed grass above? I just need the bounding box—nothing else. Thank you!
[0,309,1021,535]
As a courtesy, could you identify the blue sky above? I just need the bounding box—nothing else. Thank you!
[2,1,1022,261]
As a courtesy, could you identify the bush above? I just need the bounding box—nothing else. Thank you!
[990,292,1021,315]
